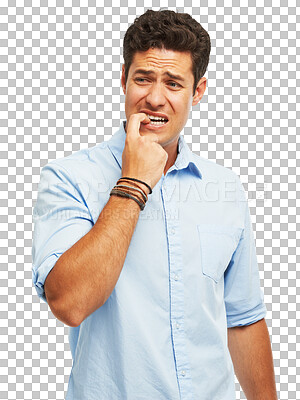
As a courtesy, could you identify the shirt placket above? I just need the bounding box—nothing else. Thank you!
[161,174,194,400]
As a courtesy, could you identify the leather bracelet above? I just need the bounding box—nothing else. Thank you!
[113,183,146,204]
[113,186,146,206]
[117,179,148,200]
[119,177,152,194]
[114,184,148,203]
[110,188,145,211]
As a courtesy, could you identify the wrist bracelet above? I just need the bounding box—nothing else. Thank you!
[117,179,147,199]
[113,186,145,206]
[113,184,146,205]
[115,184,148,203]
[119,176,152,194]
[110,188,145,210]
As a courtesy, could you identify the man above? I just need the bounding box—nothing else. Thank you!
[32,9,277,400]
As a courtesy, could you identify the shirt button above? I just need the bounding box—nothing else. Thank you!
[170,228,175,235]
[181,370,186,377]
[174,274,179,281]
[175,322,180,329]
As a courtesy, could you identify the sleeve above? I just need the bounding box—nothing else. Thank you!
[32,161,94,304]
[224,176,267,327]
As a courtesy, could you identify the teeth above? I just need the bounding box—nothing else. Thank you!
[147,114,168,121]
[149,120,167,125]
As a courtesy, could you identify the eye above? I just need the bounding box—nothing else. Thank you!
[168,82,180,88]
[135,78,147,83]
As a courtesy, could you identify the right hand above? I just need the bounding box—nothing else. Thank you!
[121,113,168,192]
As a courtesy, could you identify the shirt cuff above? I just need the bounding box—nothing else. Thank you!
[226,302,267,328]
[32,253,61,304]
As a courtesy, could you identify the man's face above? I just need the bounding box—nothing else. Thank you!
[121,48,206,151]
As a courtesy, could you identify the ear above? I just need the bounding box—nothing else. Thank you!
[121,64,126,94]
[192,77,207,106]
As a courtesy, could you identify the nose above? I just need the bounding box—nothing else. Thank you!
[145,83,166,108]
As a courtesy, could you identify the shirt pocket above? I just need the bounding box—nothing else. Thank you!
[197,224,243,283]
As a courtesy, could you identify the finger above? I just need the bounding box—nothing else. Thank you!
[126,113,150,139]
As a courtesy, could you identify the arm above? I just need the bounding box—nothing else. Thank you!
[227,318,278,400]
[44,194,142,327]
[44,113,167,327]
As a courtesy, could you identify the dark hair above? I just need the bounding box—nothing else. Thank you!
[123,9,211,95]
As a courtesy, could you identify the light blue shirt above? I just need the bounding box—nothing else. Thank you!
[32,121,267,400]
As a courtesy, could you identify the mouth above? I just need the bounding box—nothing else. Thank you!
[143,113,169,129]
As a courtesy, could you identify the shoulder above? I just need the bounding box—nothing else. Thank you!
[190,152,241,184]
[188,152,247,207]
[39,141,117,201]
[46,141,108,173]
[42,140,118,185]
[38,141,118,221]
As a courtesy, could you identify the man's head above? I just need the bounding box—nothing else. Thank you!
[121,9,211,154]
[122,9,211,97]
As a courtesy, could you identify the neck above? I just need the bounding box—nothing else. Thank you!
[163,140,179,175]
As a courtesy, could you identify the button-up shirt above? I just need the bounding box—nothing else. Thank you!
[32,121,267,400]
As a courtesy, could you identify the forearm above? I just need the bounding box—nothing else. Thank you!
[44,194,141,327]
[227,318,277,400]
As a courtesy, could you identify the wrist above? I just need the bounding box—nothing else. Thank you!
[111,177,151,211]
[134,181,151,196]
[120,176,152,195]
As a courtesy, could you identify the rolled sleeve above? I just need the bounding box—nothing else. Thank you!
[224,177,267,327]
[32,161,93,304]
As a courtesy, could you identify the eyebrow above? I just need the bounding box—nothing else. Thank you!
[133,69,185,82]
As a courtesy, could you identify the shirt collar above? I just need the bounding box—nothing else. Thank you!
[107,120,202,179]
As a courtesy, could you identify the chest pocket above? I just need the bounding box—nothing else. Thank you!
[197,224,243,283]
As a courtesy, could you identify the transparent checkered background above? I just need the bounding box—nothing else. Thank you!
[1,1,299,399]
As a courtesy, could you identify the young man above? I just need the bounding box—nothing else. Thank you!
[32,9,277,400]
